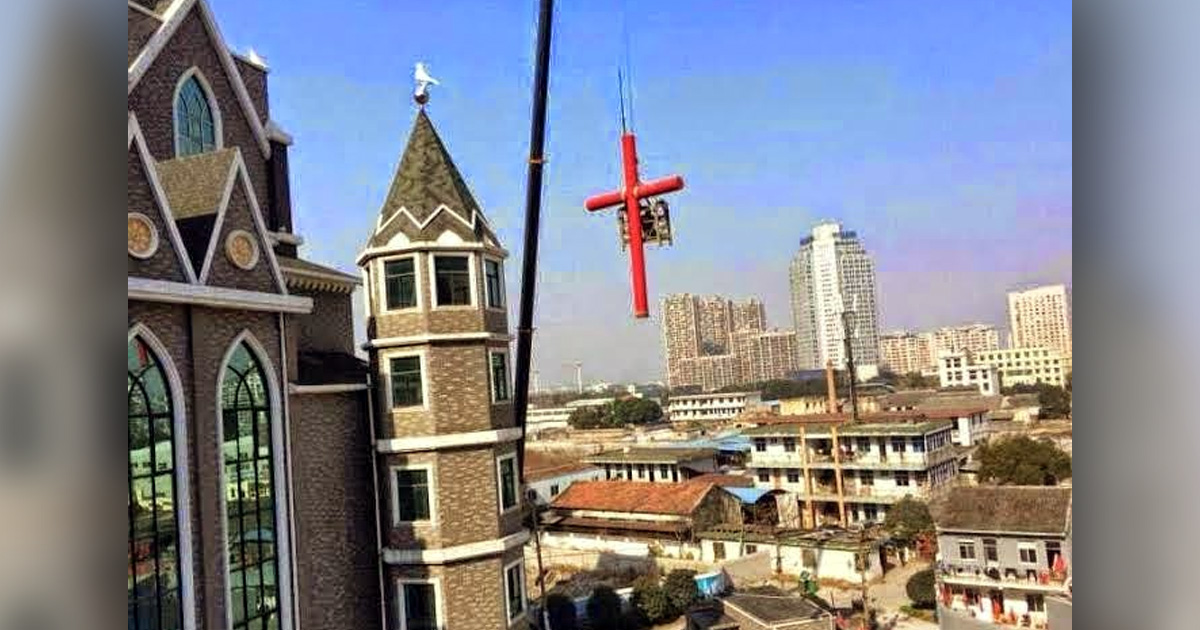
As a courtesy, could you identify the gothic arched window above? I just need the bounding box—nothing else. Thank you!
[128,336,183,630]
[175,74,217,157]
[221,342,280,630]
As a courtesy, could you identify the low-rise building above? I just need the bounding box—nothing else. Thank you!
[523,451,604,505]
[938,351,1001,395]
[586,447,719,483]
[972,347,1070,389]
[669,391,765,422]
[540,480,743,560]
[933,486,1072,629]
[745,418,960,527]
[687,586,835,630]
[698,525,885,583]
[526,405,573,435]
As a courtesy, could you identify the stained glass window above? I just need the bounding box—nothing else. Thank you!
[221,343,280,630]
[128,336,182,630]
[175,75,216,156]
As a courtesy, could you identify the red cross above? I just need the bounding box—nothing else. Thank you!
[584,132,685,318]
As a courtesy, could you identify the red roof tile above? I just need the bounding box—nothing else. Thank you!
[687,473,756,488]
[522,451,598,482]
[549,480,718,516]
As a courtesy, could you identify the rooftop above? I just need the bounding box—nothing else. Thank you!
[669,391,760,401]
[584,447,718,464]
[686,473,756,488]
[934,486,1072,534]
[723,586,831,626]
[549,480,721,516]
[744,420,954,437]
[699,524,884,550]
[522,451,598,482]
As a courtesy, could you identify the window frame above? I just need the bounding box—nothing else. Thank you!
[958,540,977,561]
[496,453,520,514]
[482,255,506,311]
[983,538,999,563]
[396,577,444,630]
[172,68,223,158]
[428,252,477,309]
[383,349,429,411]
[1018,542,1038,565]
[390,464,436,526]
[488,348,512,404]
[713,541,726,560]
[502,557,528,623]
[380,254,421,312]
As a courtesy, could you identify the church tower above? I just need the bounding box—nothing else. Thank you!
[358,108,530,629]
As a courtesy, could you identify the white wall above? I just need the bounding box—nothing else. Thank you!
[528,468,605,505]
[699,539,883,583]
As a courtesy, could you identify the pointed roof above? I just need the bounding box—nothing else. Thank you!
[369,109,497,248]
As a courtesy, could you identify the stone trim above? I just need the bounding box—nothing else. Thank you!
[357,240,509,266]
[129,112,199,282]
[129,277,313,313]
[287,383,368,394]
[364,332,513,350]
[382,530,530,565]
[375,427,523,454]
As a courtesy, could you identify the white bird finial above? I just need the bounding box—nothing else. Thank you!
[414,62,440,106]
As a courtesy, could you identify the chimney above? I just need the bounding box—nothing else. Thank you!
[825,360,838,414]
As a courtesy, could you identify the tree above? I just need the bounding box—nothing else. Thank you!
[905,568,937,609]
[567,406,610,429]
[586,586,624,630]
[1002,382,1071,418]
[886,497,934,548]
[545,593,578,630]
[662,569,700,616]
[631,576,675,625]
[567,399,663,429]
[977,435,1071,485]
[898,372,938,390]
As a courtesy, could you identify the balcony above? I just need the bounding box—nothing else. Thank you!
[939,564,1068,593]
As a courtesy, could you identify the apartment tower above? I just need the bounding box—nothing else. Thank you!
[1007,284,1072,357]
[930,323,1000,358]
[879,331,934,375]
[789,221,881,370]
[358,109,529,629]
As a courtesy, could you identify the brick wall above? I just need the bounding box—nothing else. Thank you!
[384,545,526,630]
[367,251,510,339]
[294,289,356,355]
[204,179,280,293]
[289,391,381,630]
[129,143,189,282]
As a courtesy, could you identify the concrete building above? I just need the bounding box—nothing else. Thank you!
[934,487,1072,629]
[973,347,1070,389]
[789,221,881,372]
[880,330,934,374]
[586,447,719,483]
[937,351,1001,395]
[668,391,765,423]
[931,324,1001,358]
[1007,285,1072,358]
[662,294,792,391]
[687,587,835,630]
[358,105,527,626]
[698,527,885,584]
[745,419,960,528]
[732,329,801,384]
[525,405,572,435]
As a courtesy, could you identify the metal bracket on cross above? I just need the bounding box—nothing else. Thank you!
[584,132,685,319]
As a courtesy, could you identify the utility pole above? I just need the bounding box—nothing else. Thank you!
[511,0,555,626]
[856,524,872,630]
[840,308,860,422]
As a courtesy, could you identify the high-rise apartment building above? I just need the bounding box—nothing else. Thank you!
[789,221,881,370]
[1007,284,1072,357]
[930,323,1000,357]
[661,294,788,390]
[880,331,934,375]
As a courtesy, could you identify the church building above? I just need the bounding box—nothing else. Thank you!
[128,1,529,629]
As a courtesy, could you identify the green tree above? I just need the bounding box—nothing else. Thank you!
[567,406,610,429]
[1002,382,1071,418]
[977,435,1072,485]
[898,372,939,390]
[631,576,676,625]
[662,569,700,616]
[545,593,578,630]
[612,397,663,425]
[905,568,937,609]
[586,586,624,630]
[886,497,934,547]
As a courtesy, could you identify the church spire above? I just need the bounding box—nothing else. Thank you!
[369,109,495,248]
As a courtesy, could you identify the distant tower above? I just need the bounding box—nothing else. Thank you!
[1007,284,1072,357]
[789,221,881,370]
[574,361,583,394]
[358,106,529,629]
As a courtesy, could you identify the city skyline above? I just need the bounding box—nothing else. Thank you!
[210,0,1072,386]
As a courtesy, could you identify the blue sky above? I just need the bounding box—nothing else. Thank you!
[211,0,1072,386]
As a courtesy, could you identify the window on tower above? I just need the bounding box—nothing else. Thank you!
[384,257,418,309]
[433,255,472,306]
[400,581,439,630]
[484,258,504,309]
[497,454,519,512]
[489,350,510,403]
[504,560,527,621]
[389,356,424,408]
[174,73,217,156]
[392,467,432,523]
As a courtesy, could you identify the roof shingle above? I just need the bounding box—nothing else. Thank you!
[934,486,1072,534]
[549,480,719,516]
